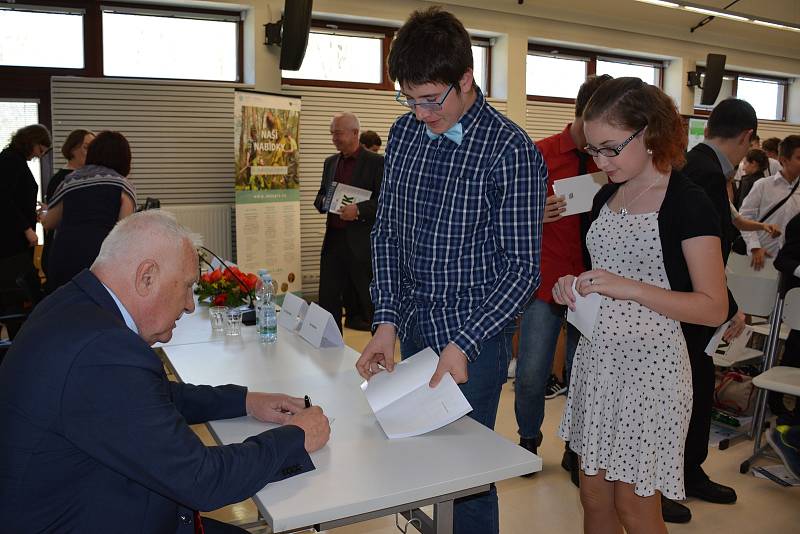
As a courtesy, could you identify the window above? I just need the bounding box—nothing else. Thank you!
[736,77,786,121]
[282,21,492,94]
[526,54,587,99]
[102,9,239,81]
[283,30,384,84]
[527,44,663,101]
[0,7,84,69]
[596,59,659,86]
[471,44,490,95]
[693,70,788,121]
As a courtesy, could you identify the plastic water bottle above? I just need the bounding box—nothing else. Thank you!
[255,269,268,333]
[260,273,278,344]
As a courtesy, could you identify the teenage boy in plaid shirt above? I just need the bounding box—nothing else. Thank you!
[355,8,547,534]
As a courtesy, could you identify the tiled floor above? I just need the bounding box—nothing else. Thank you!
[199,328,800,533]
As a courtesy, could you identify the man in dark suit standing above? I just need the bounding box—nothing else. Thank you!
[663,99,755,520]
[0,210,330,534]
[314,112,384,332]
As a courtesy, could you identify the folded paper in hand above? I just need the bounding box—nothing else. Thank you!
[566,278,602,340]
[552,172,607,217]
[360,347,472,439]
[325,182,372,215]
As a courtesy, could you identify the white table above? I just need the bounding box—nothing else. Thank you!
[160,314,541,534]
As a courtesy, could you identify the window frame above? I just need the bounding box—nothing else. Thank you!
[526,43,664,104]
[692,68,789,121]
[281,19,493,94]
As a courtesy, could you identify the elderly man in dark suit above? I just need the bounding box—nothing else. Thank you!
[0,210,330,534]
[314,112,384,332]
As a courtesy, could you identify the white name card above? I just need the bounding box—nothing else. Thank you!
[299,302,344,348]
[278,292,308,332]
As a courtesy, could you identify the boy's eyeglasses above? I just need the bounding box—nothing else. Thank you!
[396,84,454,111]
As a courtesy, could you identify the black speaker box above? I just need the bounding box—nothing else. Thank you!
[280,0,313,71]
[701,53,727,106]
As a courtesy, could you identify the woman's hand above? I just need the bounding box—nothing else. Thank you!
[575,269,641,301]
[552,275,577,310]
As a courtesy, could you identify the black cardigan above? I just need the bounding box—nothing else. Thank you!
[0,147,38,259]
[590,170,738,357]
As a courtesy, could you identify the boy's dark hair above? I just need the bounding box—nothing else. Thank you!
[388,7,473,91]
[61,129,94,160]
[706,98,757,140]
[86,131,132,176]
[575,74,613,118]
[359,130,382,148]
[762,137,781,154]
[779,135,800,160]
[8,124,51,157]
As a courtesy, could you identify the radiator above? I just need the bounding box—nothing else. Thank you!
[161,204,232,261]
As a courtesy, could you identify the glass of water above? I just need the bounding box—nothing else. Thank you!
[209,306,227,333]
[224,308,243,336]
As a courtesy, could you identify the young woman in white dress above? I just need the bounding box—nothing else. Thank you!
[552,77,729,534]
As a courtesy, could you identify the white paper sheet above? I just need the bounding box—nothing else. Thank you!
[328,183,372,215]
[552,172,607,217]
[360,348,473,439]
[566,279,602,340]
[705,321,754,356]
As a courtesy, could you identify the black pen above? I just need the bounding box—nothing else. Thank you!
[304,395,311,408]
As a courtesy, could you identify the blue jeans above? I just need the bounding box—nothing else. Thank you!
[515,298,579,440]
[400,320,514,534]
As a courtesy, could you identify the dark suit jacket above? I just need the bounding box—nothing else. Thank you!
[0,147,38,260]
[775,212,800,294]
[0,270,313,534]
[313,148,384,262]
[683,142,736,262]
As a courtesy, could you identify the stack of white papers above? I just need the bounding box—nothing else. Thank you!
[360,348,472,439]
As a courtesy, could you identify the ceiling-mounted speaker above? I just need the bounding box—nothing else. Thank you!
[701,53,727,106]
[264,0,313,71]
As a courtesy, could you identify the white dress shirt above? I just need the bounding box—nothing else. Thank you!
[740,171,800,255]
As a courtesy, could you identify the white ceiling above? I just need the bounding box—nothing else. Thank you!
[431,0,800,63]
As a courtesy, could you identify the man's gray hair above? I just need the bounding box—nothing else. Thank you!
[92,210,194,268]
[331,112,360,131]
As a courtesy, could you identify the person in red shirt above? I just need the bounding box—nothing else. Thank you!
[514,75,611,478]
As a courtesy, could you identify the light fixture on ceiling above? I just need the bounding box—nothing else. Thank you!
[635,0,800,33]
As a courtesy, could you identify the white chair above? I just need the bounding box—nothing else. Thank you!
[720,253,780,370]
[740,285,799,474]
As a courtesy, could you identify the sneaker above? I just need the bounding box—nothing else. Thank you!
[544,374,566,399]
[507,358,517,379]
[766,425,800,480]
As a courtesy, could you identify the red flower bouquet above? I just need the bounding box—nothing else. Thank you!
[195,266,259,307]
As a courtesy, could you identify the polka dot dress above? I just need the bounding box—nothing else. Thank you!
[558,204,692,500]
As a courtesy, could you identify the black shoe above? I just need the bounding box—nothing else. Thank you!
[685,478,737,504]
[661,495,692,524]
[519,433,543,478]
[560,446,580,488]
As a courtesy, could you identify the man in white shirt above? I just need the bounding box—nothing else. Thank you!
[740,135,800,269]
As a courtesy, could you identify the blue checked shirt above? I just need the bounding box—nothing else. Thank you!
[371,88,547,361]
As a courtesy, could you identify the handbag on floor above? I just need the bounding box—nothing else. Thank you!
[714,370,756,416]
